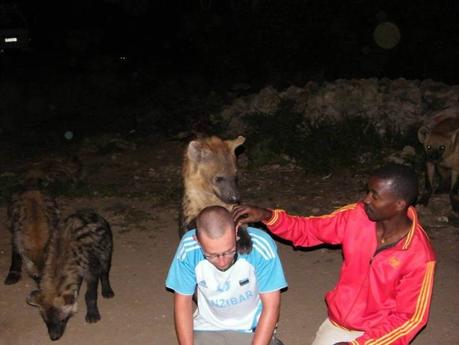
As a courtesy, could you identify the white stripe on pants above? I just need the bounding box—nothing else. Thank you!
[311,318,364,345]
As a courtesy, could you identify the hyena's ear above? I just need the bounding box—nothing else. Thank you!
[417,126,431,144]
[26,290,42,307]
[52,293,78,313]
[187,140,212,163]
[62,293,76,306]
[226,136,246,153]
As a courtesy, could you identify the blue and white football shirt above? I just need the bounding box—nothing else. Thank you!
[166,227,287,332]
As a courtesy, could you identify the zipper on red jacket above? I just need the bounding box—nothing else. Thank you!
[342,242,399,325]
[370,241,399,264]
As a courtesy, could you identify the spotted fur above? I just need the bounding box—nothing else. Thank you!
[180,135,252,252]
[4,190,60,285]
[418,107,459,206]
[27,209,114,341]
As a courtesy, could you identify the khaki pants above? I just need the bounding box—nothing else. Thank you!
[311,318,364,345]
[194,331,283,345]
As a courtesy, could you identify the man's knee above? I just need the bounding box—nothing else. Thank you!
[195,330,253,345]
[194,330,282,345]
[194,331,225,345]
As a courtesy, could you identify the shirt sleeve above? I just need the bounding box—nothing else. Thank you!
[351,261,436,345]
[264,204,358,247]
[249,229,288,293]
[165,233,199,295]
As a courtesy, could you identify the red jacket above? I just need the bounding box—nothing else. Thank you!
[264,203,436,345]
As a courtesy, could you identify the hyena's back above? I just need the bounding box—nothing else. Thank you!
[4,190,59,285]
[61,209,113,276]
[41,208,114,313]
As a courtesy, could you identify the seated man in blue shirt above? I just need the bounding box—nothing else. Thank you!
[166,205,287,345]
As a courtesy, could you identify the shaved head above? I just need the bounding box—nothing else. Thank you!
[196,206,235,239]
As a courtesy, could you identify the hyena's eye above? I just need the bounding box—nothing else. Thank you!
[426,145,432,150]
[214,176,225,184]
[439,145,446,151]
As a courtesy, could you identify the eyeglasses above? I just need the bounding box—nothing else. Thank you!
[202,248,237,262]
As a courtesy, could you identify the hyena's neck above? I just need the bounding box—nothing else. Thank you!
[41,235,82,298]
[41,262,81,299]
[182,188,232,225]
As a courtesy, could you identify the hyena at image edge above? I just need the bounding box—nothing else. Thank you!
[417,107,459,207]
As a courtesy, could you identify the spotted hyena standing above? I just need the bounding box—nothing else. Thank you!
[180,135,252,251]
[417,107,459,207]
[4,190,60,285]
[27,209,114,341]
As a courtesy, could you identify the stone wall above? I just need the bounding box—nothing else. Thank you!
[214,78,459,138]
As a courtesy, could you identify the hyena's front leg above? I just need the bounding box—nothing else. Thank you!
[449,170,459,214]
[436,166,452,194]
[100,263,114,298]
[4,243,22,285]
[85,276,101,323]
[450,169,459,195]
[418,162,435,205]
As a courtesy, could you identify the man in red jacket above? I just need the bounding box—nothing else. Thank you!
[233,164,436,345]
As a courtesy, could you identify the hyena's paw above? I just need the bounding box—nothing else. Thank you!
[32,274,41,285]
[85,310,101,323]
[4,271,21,285]
[102,288,114,299]
[435,186,449,194]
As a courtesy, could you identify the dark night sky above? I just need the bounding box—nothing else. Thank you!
[1,0,459,142]
[12,0,458,83]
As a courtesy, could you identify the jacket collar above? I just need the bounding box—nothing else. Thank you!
[401,206,418,250]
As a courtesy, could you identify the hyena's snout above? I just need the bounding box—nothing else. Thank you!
[48,325,64,341]
[214,176,240,204]
[426,149,444,162]
[46,317,69,341]
[226,192,240,204]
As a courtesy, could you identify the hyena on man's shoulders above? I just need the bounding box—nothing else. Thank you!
[180,135,252,252]
[4,190,60,285]
[27,209,114,341]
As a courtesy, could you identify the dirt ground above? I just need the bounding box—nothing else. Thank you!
[0,138,458,345]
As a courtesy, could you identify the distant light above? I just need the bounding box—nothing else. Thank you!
[5,37,18,42]
[64,131,74,140]
[373,22,401,49]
